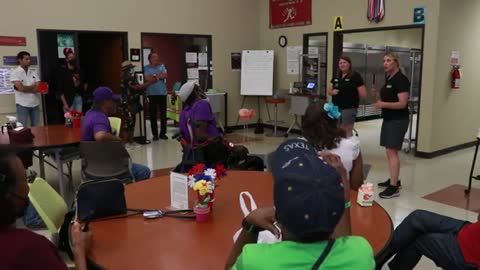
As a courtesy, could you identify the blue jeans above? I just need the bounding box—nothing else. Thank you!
[64,95,83,112]
[16,104,40,127]
[131,163,151,181]
[23,200,44,228]
[377,210,477,270]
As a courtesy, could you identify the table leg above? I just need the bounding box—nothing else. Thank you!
[54,148,67,199]
[466,139,480,194]
[38,149,46,179]
[285,115,300,136]
[216,112,225,132]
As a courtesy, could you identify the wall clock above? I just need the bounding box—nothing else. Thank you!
[278,35,288,47]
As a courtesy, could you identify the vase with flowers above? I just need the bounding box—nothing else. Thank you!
[187,163,227,222]
[64,110,82,128]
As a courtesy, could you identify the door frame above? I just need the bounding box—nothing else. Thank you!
[302,32,329,97]
[140,32,213,137]
[140,32,213,87]
[332,24,425,156]
[36,29,128,124]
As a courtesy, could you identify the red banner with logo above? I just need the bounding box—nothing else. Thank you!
[270,0,312,29]
[0,36,26,46]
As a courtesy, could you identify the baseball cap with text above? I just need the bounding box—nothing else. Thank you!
[273,139,345,237]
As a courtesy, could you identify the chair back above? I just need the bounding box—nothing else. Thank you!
[265,151,275,171]
[80,141,132,179]
[108,117,122,136]
[172,81,182,92]
[28,178,68,234]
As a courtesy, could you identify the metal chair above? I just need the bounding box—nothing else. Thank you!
[79,141,135,184]
[108,117,122,137]
[42,147,80,193]
[28,177,74,268]
[265,97,286,137]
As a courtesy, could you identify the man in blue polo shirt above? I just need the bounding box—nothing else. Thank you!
[144,52,168,141]
[81,87,151,181]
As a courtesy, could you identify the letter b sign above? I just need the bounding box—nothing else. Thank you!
[413,7,425,24]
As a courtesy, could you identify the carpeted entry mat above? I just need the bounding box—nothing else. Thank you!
[423,184,480,212]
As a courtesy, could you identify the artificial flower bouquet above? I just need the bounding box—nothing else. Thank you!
[187,163,227,221]
[64,110,82,128]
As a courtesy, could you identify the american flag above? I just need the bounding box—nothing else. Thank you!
[367,0,385,23]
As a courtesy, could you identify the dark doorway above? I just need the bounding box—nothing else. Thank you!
[141,33,213,91]
[37,30,127,125]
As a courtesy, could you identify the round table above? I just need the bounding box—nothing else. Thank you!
[87,171,392,269]
[0,125,82,149]
[1,125,82,197]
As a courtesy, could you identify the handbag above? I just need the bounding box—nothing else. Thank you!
[8,127,34,144]
[232,192,281,244]
[76,179,127,221]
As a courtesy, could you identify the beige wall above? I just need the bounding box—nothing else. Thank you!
[258,0,440,153]
[3,0,472,154]
[343,28,423,49]
[429,0,480,150]
[0,0,260,126]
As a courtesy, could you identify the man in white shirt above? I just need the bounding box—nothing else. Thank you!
[10,51,40,127]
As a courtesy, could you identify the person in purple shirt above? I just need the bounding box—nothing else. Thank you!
[81,87,151,181]
[176,82,227,171]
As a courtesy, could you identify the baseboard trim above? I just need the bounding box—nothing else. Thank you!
[416,140,477,159]
[225,124,302,135]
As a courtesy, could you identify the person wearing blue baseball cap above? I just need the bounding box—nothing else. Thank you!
[81,87,151,181]
[225,139,374,270]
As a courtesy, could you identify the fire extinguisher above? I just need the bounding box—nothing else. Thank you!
[451,66,461,89]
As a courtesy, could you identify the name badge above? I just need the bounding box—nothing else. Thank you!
[345,78,350,82]
[387,85,393,89]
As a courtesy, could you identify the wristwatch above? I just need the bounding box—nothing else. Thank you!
[242,218,262,234]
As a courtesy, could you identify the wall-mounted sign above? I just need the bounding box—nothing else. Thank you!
[57,33,75,58]
[450,51,460,66]
[413,6,426,24]
[130,48,140,62]
[367,0,385,23]
[334,16,344,31]
[231,52,241,71]
[270,0,312,29]
[0,36,26,46]
[3,56,37,66]
[142,47,152,67]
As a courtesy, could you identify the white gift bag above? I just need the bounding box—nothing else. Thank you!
[232,191,281,244]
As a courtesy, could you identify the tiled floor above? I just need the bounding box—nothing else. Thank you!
[30,119,480,269]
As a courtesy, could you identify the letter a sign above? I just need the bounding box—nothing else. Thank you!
[334,16,343,31]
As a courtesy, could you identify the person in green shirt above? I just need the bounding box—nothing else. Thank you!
[225,138,375,270]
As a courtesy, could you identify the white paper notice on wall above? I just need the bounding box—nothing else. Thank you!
[186,52,198,64]
[308,47,319,58]
[450,51,460,66]
[0,66,15,94]
[170,172,189,209]
[198,53,208,67]
[286,46,303,75]
[187,68,199,79]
